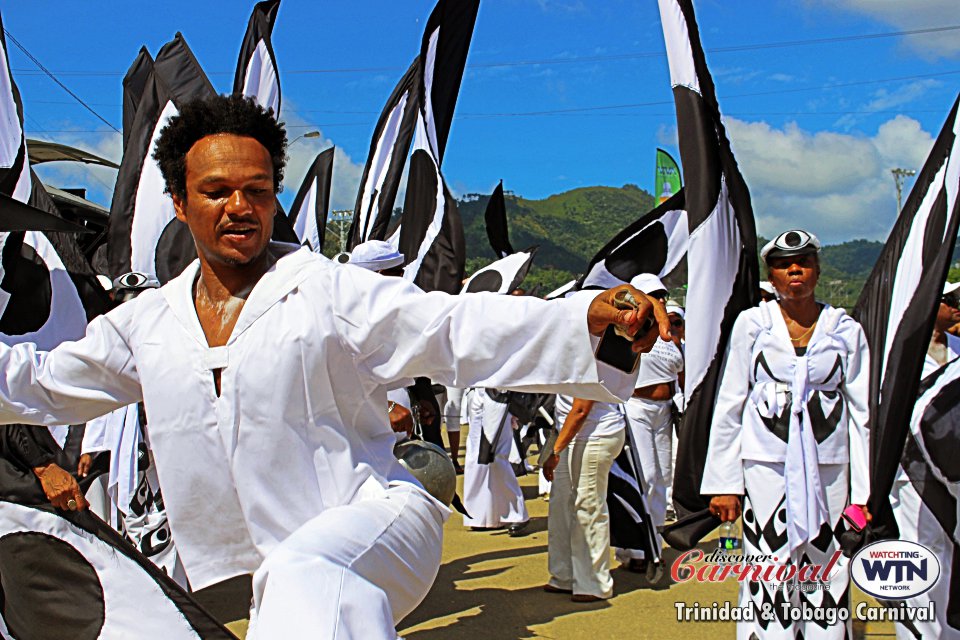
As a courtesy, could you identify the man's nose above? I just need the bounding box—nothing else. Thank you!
[225,190,252,214]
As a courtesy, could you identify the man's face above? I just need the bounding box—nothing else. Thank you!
[668,312,684,340]
[172,134,276,268]
[937,294,960,331]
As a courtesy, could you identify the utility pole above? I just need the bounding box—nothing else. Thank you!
[891,168,916,214]
[326,210,353,253]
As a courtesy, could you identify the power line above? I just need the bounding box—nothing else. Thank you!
[8,24,960,78]
[3,29,120,133]
[454,69,960,118]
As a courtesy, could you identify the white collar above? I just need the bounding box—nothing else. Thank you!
[160,243,317,347]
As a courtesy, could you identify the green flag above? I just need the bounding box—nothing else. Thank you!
[655,148,682,204]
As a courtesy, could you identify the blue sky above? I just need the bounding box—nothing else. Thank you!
[3,0,958,244]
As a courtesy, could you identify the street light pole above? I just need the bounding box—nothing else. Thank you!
[290,130,321,147]
[891,167,916,214]
[326,209,353,253]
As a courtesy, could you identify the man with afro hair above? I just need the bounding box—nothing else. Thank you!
[0,94,670,638]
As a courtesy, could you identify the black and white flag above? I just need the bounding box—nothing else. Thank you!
[122,48,155,152]
[398,0,478,293]
[460,247,536,294]
[107,34,216,284]
[349,59,421,249]
[578,190,687,290]
[0,14,30,203]
[233,0,281,116]
[853,94,960,538]
[0,500,235,639]
[0,8,105,350]
[658,0,759,518]
[608,428,662,565]
[895,357,960,637]
[484,180,514,259]
[289,147,334,253]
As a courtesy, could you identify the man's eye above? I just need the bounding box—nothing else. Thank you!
[205,190,229,199]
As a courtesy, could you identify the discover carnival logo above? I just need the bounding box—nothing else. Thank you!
[851,540,940,599]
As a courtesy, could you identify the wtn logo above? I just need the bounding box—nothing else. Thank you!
[852,541,940,600]
[861,559,927,583]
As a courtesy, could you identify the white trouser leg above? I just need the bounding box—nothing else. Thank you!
[626,397,673,536]
[248,484,447,640]
[548,432,624,598]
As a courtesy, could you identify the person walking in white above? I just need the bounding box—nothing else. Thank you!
[543,394,626,601]
[704,230,870,640]
[462,388,529,535]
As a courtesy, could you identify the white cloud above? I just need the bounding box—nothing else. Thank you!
[807,0,960,59]
[725,115,936,243]
[863,79,941,112]
[656,123,678,148]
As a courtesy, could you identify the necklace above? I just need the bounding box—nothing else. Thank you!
[789,321,817,343]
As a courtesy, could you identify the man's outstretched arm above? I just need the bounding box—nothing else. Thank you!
[332,267,670,403]
[0,307,142,428]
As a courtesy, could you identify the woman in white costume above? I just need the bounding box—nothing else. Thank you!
[616,275,684,572]
[543,393,626,601]
[462,387,529,535]
[703,230,871,640]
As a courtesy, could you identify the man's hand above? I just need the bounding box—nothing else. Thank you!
[389,403,414,437]
[542,452,560,482]
[32,463,88,511]
[709,495,741,522]
[587,285,671,353]
[77,453,93,478]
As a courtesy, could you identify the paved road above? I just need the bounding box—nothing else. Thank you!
[224,437,896,639]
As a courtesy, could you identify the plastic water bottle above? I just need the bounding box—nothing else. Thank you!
[719,520,741,551]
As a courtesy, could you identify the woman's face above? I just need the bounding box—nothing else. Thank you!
[767,253,819,301]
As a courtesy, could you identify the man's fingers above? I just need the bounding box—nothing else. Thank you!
[650,296,672,342]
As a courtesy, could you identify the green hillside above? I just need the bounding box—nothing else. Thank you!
[458,184,655,293]
[455,185,920,308]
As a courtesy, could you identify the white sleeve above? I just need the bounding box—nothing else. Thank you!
[81,413,110,454]
[331,267,638,402]
[0,305,142,427]
[387,388,410,410]
[700,311,757,496]
[842,318,871,504]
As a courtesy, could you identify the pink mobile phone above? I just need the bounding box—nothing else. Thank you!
[842,504,867,532]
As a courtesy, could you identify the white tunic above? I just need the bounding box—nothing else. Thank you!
[634,337,683,387]
[0,244,634,589]
[702,300,870,550]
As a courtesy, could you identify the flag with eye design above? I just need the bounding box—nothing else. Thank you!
[0,499,235,639]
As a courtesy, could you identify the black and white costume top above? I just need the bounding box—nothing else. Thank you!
[702,300,870,550]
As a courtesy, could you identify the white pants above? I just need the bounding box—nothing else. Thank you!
[547,430,625,599]
[442,386,463,433]
[739,461,851,640]
[462,422,529,527]
[248,483,447,639]
[625,396,673,541]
